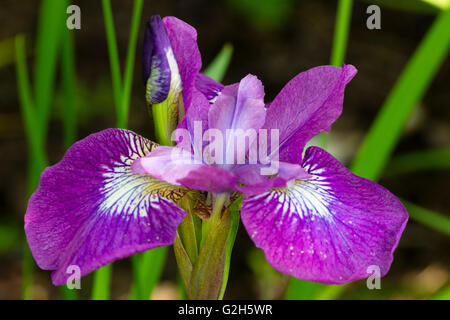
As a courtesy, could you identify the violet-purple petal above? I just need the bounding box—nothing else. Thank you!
[132,146,237,194]
[263,64,357,164]
[162,16,202,112]
[208,74,266,165]
[25,129,187,285]
[195,73,224,103]
[176,87,212,153]
[241,146,408,284]
[143,15,172,104]
[233,161,311,196]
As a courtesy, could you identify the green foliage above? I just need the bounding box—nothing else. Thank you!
[351,9,450,181]
[204,43,234,83]
[404,200,450,236]
[15,0,69,299]
[384,149,450,177]
[362,0,449,14]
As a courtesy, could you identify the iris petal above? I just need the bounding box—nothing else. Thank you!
[132,146,237,194]
[163,16,202,113]
[262,64,357,164]
[195,73,224,103]
[241,146,408,284]
[25,129,187,285]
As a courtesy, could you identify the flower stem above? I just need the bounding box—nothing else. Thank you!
[201,194,228,245]
[151,102,173,146]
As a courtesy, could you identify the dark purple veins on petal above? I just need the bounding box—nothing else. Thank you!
[25,129,187,285]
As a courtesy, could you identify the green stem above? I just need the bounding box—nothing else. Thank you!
[130,254,145,299]
[151,103,173,146]
[121,0,144,128]
[101,0,123,128]
[201,194,228,245]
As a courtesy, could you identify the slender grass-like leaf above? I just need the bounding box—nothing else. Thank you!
[15,2,65,295]
[383,149,450,177]
[362,0,449,14]
[91,265,112,300]
[34,0,68,142]
[61,29,77,149]
[285,279,327,300]
[204,43,233,82]
[121,0,144,128]
[101,0,123,127]
[60,286,78,300]
[15,34,39,302]
[403,200,450,236]
[315,284,347,300]
[330,0,353,67]
[129,246,168,299]
[15,35,44,172]
[351,9,450,181]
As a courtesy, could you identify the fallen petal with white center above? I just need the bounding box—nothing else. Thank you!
[25,129,188,285]
[241,146,408,284]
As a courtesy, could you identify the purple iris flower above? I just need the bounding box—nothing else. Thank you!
[25,15,408,287]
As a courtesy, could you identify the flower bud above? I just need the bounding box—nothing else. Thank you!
[143,15,182,105]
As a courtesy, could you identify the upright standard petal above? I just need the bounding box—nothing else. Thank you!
[208,74,266,166]
[163,16,202,112]
[25,129,187,285]
[263,64,357,163]
[241,146,408,284]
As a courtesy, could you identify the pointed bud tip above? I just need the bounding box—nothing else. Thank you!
[143,15,173,104]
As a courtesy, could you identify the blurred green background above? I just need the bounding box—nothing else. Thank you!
[0,0,449,299]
